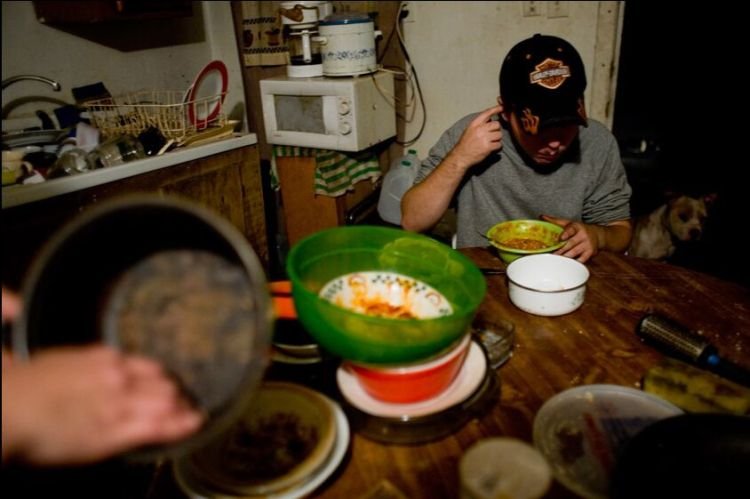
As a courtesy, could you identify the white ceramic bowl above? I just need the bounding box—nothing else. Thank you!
[506,254,589,316]
[319,270,453,319]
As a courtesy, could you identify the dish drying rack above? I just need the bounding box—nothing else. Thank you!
[84,90,227,141]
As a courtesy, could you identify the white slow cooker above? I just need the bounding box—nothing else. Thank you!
[315,13,382,76]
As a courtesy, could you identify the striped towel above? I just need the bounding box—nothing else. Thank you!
[273,146,381,197]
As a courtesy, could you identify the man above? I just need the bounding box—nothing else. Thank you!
[401,34,632,262]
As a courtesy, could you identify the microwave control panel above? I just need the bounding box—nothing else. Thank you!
[337,97,352,134]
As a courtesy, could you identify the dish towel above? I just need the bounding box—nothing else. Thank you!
[273,146,381,197]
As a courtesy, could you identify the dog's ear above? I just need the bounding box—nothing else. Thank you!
[704,193,718,206]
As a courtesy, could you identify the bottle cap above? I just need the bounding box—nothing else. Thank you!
[459,437,551,499]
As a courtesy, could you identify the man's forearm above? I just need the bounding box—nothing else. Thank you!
[401,153,469,232]
[595,220,633,253]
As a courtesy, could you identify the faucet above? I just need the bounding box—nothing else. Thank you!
[2,75,61,91]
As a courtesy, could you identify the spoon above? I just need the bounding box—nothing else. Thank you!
[477,230,505,250]
[478,267,506,276]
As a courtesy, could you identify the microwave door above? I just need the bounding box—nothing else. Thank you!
[275,95,325,133]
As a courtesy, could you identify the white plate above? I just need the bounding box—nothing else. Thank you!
[175,395,350,499]
[185,60,228,128]
[337,340,487,418]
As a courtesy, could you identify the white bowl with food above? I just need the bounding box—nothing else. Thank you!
[177,381,337,496]
[506,254,589,316]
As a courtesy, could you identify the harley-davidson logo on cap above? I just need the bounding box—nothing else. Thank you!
[529,58,571,90]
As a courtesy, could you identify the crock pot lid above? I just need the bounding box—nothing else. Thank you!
[320,13,372,25]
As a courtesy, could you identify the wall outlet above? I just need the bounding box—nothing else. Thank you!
[522,1,543,17]
[548,1,569,18]
[401,1,414,23]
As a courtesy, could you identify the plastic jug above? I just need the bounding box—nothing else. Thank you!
[377,149,419,225]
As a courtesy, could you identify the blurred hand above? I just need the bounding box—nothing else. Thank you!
[541,214,599,263]
[2,288,22,323]
[450,104,504,170]
[2,344,204,466]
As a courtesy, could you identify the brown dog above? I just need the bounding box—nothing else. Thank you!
[629,193,717,260]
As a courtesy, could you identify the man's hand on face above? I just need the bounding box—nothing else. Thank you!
[450,104,504,171]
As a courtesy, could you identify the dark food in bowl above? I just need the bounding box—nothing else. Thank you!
[221,412,319,482]
[180,382,336,496]
[105,249,256,412]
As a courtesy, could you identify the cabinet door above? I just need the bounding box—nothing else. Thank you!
[159,148,268,264]
[153,147,269,267]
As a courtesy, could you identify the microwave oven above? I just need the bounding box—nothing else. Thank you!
[260,72,396,152]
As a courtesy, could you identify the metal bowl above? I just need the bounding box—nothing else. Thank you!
[12,194,273,460]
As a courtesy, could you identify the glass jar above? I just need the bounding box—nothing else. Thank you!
[48,148,96,178]
[92,135,146,168]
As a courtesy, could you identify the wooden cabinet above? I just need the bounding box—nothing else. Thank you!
[33,1,193,24]
[2,145,268,289]
[275,155,379,247]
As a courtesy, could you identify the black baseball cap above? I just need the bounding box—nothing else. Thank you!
[500,34,587,134]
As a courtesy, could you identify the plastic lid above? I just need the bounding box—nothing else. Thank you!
[532,384,683,499]
[401,160,412,167]
[320,13,372,25]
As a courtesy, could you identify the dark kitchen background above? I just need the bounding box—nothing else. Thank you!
[613,3,747,287]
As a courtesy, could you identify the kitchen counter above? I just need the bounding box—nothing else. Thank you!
[2,134,268,287]
[2,134,257,209]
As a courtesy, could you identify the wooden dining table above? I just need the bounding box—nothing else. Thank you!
[17,248,746,498]
[282,247,749,499]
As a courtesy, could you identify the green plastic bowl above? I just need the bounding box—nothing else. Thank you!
[286,226,486,365]
[486,220,565,263]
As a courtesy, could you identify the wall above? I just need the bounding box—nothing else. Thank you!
[400,1,622,156]
[3,1,621,153]
[1,1,246,130]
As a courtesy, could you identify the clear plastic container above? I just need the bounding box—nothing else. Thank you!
[377,149,419,225]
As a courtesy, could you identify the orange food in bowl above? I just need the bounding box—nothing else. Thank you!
[345,333,471,403]
[486,220,565,263]
[502,238,548,250]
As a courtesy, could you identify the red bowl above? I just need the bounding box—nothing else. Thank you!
[345,333,471,403]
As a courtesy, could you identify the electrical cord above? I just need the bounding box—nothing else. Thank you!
[376,1,426,147]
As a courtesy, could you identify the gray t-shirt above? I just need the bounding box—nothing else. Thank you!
[414,114,632,248]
